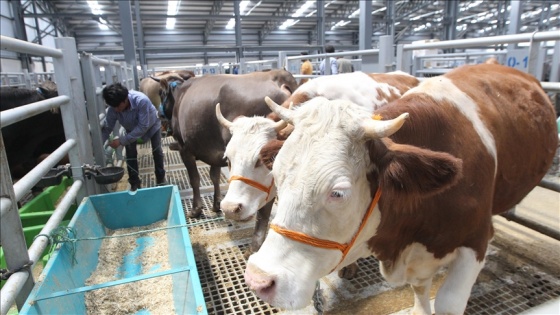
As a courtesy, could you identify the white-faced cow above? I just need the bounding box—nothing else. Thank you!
[215,71,419,261]
[1,81,66,179]
[157,69,297,218]
[245,64,557,314]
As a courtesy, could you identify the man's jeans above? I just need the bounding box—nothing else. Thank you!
[125,131,165,185]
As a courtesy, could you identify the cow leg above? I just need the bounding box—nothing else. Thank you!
[411,279,433,315]
[434,247,485,315]
[244,199,274,259]
[181,151,204,218]
[338,262,359,279]
[209,165,222,212]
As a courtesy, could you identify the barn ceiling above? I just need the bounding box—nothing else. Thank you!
[13,0,560,66]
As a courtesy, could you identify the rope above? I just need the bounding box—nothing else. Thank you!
[27,217,225,269]
[0,260,34,281]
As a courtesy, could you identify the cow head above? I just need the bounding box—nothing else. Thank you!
[244,97,462,310]
[151,74,184,120]
[216,103,286,221]
[37,80,58,99]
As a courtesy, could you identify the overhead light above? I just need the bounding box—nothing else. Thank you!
[279,0,315,30]
[166,18,176,30]
[98,17,109,30]
[225,1,253,29]
[87,0,102,15]
[168,0,180,16]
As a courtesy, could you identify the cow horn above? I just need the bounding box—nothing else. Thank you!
[362,113,409,138]
[264,96,294,124]
[273,119,287,132]
[149,76,161,82]
[215,103,233,129]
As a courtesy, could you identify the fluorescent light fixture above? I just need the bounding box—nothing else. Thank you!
[168,0,180,15]
[226,18,235,29]
[99,17,109,30]
[166,17,176,29]
[279,0,314,30]
[87,0,102,15]
[280,19,298,30]
[225,1,253,29]
[293,1,314,18]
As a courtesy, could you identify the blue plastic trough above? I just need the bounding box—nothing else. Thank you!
[20,185,207,314]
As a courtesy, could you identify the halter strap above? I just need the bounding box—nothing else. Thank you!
[228,175,274,201]
[270,187,382,270]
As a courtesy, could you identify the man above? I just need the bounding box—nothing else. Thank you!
[319,45,338,75]
[337,57,354,73]
[299,51,313,85]
[102,83,166,191]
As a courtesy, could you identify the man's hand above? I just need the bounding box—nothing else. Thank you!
[109,138,121,149]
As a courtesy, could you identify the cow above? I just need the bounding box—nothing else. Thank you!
[139,70,195,135]
[1,81,66,179]
[216,71,419,262]
[244,63,558,314]
[156,69,298,219]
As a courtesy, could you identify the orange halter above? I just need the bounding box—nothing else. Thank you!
[270,187,382,271]
[228,175,275,201]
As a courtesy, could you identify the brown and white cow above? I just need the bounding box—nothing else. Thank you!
[270,71,420,139]
[216,71,419,261]
[157,69,297,219]
[244,64,557,313]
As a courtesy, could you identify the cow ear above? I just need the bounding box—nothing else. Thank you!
[374,139,463,199]
[259,139,284,170]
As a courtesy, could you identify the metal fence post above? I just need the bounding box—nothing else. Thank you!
[0,134,34,311]
[53,37,97,198]
[80,52,106,167]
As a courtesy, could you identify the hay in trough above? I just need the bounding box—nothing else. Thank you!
[84,220,175,315]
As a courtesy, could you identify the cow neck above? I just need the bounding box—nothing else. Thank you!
[228,175,274,201]
[270,187,382,271]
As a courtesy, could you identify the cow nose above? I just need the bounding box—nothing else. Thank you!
[220,199,242,217]
[245,264,276,294]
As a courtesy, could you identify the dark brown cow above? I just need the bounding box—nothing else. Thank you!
[158,69,297,218]
[1,81,65,179]
[245,64,557,313]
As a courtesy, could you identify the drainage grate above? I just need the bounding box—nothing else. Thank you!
[195,244,281,314]
[138,149,182,170]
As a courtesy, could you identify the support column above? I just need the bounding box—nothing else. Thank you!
[317,1,325,48]
[134,0,146,68]
[9,0,31,71]
[118,0,139,89]
[234,0,243,62]
[359,0,376,72]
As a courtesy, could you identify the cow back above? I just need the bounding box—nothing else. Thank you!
[370,64,557,261]
[171,69,296,166]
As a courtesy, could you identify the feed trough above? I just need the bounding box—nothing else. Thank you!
[19,185,207,314]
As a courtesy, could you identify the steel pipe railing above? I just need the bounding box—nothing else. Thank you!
[0,96,70,128]
[0,35,63,58]
[402,30,560,51]
[12,139,76,202]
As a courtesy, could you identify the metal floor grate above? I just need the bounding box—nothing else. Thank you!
[195,243,281,314]
[136,148,560,314]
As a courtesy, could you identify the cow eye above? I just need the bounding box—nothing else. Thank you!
[329,181,351,201]
[255,158,262,168]
[226,157,231,170]
[330,190,345,198]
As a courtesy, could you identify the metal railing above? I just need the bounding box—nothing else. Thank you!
[0,35,99,315]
